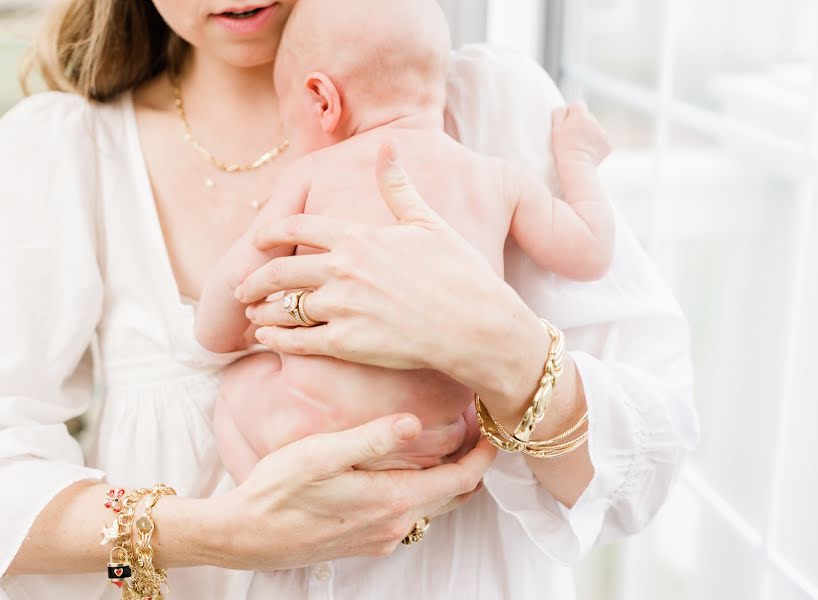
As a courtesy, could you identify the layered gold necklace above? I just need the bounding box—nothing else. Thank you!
[170,74,289,210]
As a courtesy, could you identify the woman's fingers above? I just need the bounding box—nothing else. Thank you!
[235,253,332,303]
[254,325,329,356]
[428,481,485,519]
[353,415,468,471]
[389,437,496,507]
[299,414,423,479]
[253,213,361,251]
[375,141,444,228]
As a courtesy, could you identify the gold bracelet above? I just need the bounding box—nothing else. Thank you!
[477,395,590,458]
[521,430,589,458]
[103,485,177,599]
[106,488,152,589]
[127,484,177,600]
[498,411,588,449]
[512,319,565,444]
[475,319,588,458]
[475,319,565,449]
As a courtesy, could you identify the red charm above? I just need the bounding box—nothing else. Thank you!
[104,488,125,513]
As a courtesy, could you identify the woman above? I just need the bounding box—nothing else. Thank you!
[0,1,698,599]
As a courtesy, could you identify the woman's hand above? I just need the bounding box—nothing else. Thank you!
[212,413,495,570]
[236,142,546,405]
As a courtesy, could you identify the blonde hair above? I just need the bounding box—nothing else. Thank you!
[21,0,188,102]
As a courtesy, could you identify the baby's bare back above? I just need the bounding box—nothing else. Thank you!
[229,128,516,457]
[306,128,512,269]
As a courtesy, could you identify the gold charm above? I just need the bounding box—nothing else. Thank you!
[107,547,131,588]
[100,522,119,546]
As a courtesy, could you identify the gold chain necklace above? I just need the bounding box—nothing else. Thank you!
[170,74,289,209]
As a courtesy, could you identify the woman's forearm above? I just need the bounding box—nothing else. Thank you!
[8,418,496,577]
[8,481,223,575]
[448,304,594,507]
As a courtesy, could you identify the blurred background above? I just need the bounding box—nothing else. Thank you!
[2,1,817,598]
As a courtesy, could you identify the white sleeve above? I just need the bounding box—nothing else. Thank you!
[445,45,699,563]
[0,93,106,577]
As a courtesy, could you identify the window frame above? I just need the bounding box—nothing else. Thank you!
[552,1,818,598]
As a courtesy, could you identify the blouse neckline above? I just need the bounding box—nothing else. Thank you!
[124,92,196,317]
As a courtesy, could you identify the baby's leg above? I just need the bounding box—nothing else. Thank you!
[217,353,284,483]
[219,352,339,464]
[214,391,260,485]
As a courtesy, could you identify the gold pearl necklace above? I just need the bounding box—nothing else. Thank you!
[170,74,289,210]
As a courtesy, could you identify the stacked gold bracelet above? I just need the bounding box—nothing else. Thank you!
[475,319,589,458]
[104,484,177,600]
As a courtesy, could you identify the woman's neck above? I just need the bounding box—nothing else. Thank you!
[176,49,284,155]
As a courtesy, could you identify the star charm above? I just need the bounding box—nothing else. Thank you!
[100,522,119,546]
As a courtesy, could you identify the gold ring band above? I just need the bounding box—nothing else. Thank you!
[296,289,320,327]
[401,517,431,546]
[282,290,321,327]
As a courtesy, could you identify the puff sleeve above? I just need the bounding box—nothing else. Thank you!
[0,93,106,577]
[445,45,699,563]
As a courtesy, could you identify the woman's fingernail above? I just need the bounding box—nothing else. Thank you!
[393,416,420,440]
[235,287,244,300]
[245,306,256,320]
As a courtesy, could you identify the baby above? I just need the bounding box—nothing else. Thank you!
[195,0,614,482]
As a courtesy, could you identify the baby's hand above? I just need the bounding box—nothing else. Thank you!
[552,102,612,167]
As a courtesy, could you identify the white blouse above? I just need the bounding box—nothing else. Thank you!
[0,45,698,600]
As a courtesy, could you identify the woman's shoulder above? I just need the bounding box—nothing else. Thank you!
[1,91,128,152]
[0,92,126,229]
[448,44,561,94]
[2,91,93,136]
[445,44,563,176]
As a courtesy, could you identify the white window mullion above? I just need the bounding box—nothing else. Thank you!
[551,2,818,597]
[758,29,818,600]
[562,63,815,179]
[615,5,679,599]
[682,466,818,598]
[646,0,679,259]
[560,0,587,100]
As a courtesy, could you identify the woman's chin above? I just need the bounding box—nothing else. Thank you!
[214,44,280,70]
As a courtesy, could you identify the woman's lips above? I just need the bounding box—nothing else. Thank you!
[212,3,278,34]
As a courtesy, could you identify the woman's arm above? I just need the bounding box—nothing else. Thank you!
[8,482,217,574]
[9,415,494,574]
[239,144,595,506]
[241,135,697,563]
[0,97,491,579]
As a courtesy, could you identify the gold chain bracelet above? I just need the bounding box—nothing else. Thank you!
[475,319,589,458]
[104,485,177,599]
[126,484,177,600]
[105,488,151,590]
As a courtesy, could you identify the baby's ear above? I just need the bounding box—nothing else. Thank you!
[304,72,342,134]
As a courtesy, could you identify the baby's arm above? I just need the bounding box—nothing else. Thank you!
[507,102,615,281]
[195,168,311,353]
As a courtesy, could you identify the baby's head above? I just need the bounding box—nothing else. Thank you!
[274,0,451,153]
